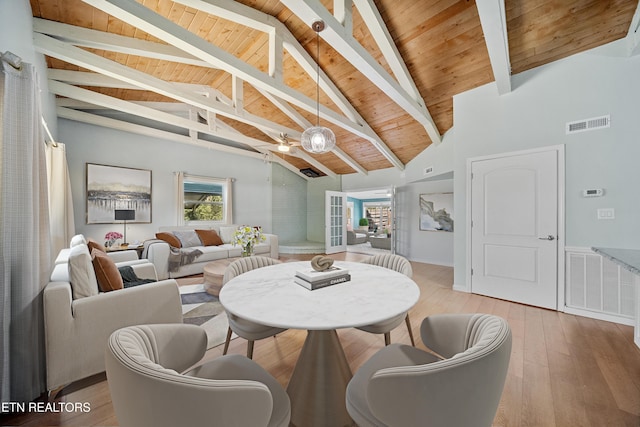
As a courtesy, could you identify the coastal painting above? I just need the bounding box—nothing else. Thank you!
[419,193,453,232]
[86,163,152,224]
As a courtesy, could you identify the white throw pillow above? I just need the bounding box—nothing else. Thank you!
[69,234,87,247]
[219,226,239,244]
[67,245,99,299]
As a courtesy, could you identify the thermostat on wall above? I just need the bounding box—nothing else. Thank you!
[583,188,604,197]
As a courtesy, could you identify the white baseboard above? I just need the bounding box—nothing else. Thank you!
[453,283,469,293]
[563,306,634,326]
[407,256,454,268]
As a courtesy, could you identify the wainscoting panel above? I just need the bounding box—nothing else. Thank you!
[565,247,635,325]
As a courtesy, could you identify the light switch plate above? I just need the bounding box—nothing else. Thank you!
[597,208,615,220]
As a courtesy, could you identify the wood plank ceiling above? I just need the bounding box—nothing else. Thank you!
[30,0,639,178]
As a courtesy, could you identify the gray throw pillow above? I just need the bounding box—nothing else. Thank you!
[173,230,202,248]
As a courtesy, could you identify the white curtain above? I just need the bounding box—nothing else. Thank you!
[175,171,185,226]
[0,57,51,402]
[45,142,75,256]
[225,177,233,224]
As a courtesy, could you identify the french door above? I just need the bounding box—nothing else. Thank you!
[325,191,347,254]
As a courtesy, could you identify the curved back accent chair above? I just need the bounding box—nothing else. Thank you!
[346,313,512,427]
[222,256,286,359]
[359,253,416,346]
[105,324,291,427]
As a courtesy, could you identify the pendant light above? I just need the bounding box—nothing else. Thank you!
[301,20,336,154]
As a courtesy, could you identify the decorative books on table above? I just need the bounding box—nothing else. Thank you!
[294,267,351,290]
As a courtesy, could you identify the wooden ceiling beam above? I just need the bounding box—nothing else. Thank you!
[34,33,302,138]
[476,0,512,95]
[57,106,311,179]
[49,74,336,177]
[280,0,441,146]
[32,17,216,69]
[84,0,400,169]
[352,0,422,102]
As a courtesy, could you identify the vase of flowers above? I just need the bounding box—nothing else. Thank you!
[233,226,266,257]
[104,231,123,248]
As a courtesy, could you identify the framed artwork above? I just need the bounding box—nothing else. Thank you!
[86,163,152,224]
[419,193,453,232]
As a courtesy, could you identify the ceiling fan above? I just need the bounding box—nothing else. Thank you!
[276,133,297,153]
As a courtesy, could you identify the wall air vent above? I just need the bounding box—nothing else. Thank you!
[424,166,434,175]
[566,115,610,135]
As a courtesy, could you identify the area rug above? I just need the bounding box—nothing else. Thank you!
[180,284,230,349]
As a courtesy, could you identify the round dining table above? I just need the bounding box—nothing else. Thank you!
[219,260,420,427]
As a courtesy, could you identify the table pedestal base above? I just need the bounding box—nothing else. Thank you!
[287,330,355,427]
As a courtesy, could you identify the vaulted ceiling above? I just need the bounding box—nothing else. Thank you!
[30,0,639,179]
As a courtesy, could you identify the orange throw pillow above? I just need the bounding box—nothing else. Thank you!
[87,238,106,253]
[156,232,182,248]
[92,249,124,292]
[196,229,224,246]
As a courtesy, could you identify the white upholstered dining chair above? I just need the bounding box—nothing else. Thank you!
[346,313,512,427]
[105,323,291,427]
[222,256,286,359]
[358,253,416,346]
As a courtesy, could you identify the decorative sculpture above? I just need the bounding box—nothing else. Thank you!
[310,255,334,271]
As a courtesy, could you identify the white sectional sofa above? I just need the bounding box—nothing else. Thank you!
[145,225,279,280]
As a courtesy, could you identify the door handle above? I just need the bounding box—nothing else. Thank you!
[538,235,556,241]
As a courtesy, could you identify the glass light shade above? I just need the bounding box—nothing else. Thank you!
[277,142,290,152]
[301,126,336,154]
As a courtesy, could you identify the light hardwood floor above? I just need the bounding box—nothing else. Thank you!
[2,252,639,426]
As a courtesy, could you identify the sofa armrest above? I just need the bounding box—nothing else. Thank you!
[44,279,182,391]
[265,233,279,259]
[107,250,140,263]
[130,262,159,281]
[146,241,171,280]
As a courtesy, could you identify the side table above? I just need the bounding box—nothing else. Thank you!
[202,257,241,296]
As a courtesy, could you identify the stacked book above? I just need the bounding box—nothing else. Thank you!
[294,267,351,290]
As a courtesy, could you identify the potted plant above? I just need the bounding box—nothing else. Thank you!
[358,218,369,231]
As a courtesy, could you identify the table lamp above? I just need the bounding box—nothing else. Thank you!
[114,209,135,245]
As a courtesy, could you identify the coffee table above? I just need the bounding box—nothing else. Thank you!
[202,257,240,296]
[220,261,419,426]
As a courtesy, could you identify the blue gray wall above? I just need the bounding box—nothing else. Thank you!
[59,120,276,244]
[452,39,640,289]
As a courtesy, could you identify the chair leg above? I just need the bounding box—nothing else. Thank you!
[247,340,255,359]
[384,332,391,346]
[222,327,233,355]
[405,314,416,347]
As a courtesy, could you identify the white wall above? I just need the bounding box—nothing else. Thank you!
[452,39,640,289]
[0,0,57,137]
[306,175,342,242]
[272,163,307,243]
[59,119,276,244]
[395,179,454,266]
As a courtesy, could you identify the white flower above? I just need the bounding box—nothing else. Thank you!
[232,226,266,248]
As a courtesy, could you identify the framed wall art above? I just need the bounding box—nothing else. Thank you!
[86,163,152,224]
[419,193,453,232]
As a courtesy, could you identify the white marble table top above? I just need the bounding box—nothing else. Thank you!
[219,261,420,331]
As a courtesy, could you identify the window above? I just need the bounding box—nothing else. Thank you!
[177,173,232,224]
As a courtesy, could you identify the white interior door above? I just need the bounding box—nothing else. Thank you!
[470,149,560,309]
[325,191,347,254]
